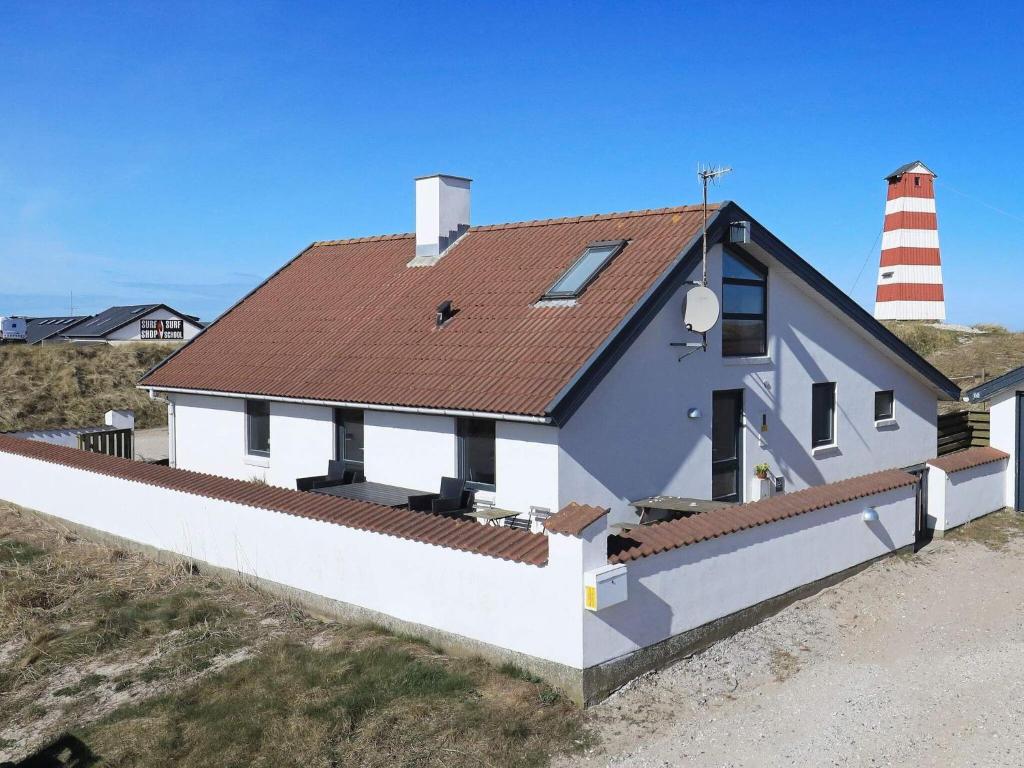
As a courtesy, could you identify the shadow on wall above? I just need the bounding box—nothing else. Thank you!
[558,265,936,511]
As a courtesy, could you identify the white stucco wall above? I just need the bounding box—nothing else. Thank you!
[926,459,1008,532]
[989,392,1018,508]
[558,244,940,518]
[581,486,916,666]
[170,394,333,488]
[0,444,919,675]
[495,421,559,514]
[363,410,456,492]
[0,449,585,669]
[105,307,202,344]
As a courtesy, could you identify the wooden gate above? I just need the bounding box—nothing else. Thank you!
[78,428,133,460]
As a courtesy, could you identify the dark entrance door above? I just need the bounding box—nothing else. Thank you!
[712,389,744,502]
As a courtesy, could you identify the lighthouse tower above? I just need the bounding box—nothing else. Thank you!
[874,161,945,321]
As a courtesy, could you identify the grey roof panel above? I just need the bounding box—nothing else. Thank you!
[61,305,160,338]
[25,316,88,345]
[884,160,937,180]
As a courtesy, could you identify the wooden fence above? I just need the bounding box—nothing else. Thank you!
[78,428,133,460]
[937,410,990,457]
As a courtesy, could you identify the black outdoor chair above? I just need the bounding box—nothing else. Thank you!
[504,516,531,531]
[296,460,364,492]
[408,476,475,517]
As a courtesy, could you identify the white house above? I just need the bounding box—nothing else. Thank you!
[964,368,1024,510]
[139,175,958,521]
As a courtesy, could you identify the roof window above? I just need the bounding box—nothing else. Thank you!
[542,240,626,300]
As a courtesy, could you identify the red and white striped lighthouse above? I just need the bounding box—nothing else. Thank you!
[874,161,945,321]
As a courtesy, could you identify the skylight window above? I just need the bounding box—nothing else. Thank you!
[543,240,626,300]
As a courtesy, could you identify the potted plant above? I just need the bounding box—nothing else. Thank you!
[754,463,770,480]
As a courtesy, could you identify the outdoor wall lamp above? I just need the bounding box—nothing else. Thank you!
[862,507,879,523]
[687,408,701,419]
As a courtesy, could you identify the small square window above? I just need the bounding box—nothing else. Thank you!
[874,390,894,422]
[812,382,836,448]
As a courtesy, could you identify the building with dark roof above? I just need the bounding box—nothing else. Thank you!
[31,304,202,345]
[140,174,957,520]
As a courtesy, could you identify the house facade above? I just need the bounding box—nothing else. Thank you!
[964,368,1024,510]
[141,176,957,520]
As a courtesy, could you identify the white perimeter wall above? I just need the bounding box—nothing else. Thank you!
[989,391,1019,508]
[105,308,203,344]
[0,450,586,669]
[581,486,916,666]
[559,244,939,518]
[0,446,924,676]
[926,460,1008,532]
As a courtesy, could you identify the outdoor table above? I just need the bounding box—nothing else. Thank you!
[463,507,521,526]
[629,495,735,525]
[313,480,429,508]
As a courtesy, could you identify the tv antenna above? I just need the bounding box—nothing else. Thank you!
[697,165,731,286]
[669,164,731,360]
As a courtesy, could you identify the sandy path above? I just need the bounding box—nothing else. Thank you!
[561,526,1024,767]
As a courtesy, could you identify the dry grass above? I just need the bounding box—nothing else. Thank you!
[884,323,1024,413]
[946,508,1024,551]
[0,502,588,767]
[0,343,180,433]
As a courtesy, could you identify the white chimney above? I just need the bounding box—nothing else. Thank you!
[413,174,471,264]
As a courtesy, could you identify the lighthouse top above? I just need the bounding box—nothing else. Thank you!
[884,161,937,181]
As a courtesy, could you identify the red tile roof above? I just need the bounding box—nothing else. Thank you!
[928,446,1009,474]
[544,503,608,536]
[140,205,712,417]
[609,469,919,564]
[0,436,548,566]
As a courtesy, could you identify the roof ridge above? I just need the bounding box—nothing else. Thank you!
[470,203,717,232]
[312,232,415,246]
[311,203,718,246]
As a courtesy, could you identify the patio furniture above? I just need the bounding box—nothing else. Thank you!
[529,505,552,532]
[629,495,735,525]
[407,477,476,517]
[296,460,365,492]
[504,516,531,531]
[313,480,428,508]
[464,499,521,526]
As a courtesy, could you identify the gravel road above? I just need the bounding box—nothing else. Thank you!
[560,512,1024,767]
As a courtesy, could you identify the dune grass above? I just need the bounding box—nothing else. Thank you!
[0,342,180,432]
[0,503,588,767]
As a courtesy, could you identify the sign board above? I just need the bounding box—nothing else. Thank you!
[140,318,184,340]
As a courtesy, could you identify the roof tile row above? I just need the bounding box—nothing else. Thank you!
[927,446,1009,474]
[0,435,548,566]
[609,469,919,564]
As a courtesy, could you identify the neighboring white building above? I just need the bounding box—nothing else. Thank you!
[32,304,203,345]
[964,368,1024,509]
[140,176,958,521]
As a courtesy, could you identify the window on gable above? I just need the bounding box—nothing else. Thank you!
[812,382,836,448]
[874,390,894,422]
[722,250,768,357]
[542,240,626,300]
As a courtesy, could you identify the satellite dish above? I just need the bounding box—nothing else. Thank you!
[682,285,720,333]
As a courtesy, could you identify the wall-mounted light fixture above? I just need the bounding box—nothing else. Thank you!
[862,507,879,523]
[687,408,701,419]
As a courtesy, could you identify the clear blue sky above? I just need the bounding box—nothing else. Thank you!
[2,2,1021,326]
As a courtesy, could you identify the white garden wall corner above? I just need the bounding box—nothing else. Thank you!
[926,448,1010,533]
